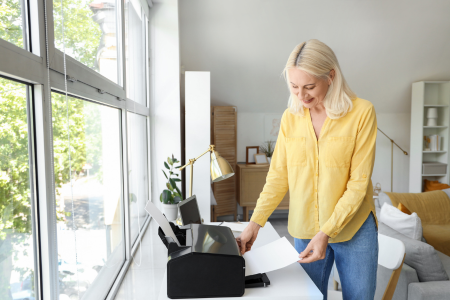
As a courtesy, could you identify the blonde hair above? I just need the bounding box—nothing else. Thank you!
[283,39,357,119]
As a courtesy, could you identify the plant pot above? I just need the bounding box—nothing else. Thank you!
[162,203,179,221]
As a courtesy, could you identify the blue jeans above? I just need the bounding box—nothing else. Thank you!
[294,212,378,300]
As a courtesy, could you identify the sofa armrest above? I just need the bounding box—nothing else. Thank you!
[375,263,419,300]
[408,281,450,300]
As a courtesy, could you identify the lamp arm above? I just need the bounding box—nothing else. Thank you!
[377,128,408,155]
[178,145,216,198]
[178,145,214,171]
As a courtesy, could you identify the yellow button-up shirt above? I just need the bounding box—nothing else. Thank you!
[250,97,378,243]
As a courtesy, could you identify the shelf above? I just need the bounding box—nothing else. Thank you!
[410,81,450,193]
[423,150,447,153]
[422,174,447,176]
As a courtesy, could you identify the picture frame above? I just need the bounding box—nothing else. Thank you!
[246,146,259,164]
[254,153,269,165]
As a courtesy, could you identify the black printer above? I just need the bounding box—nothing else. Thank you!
[159,222,270,299]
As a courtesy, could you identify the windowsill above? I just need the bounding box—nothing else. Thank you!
[115,220,167,299]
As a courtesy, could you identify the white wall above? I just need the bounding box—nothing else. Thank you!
[372,113,411,193]
[149,0,181,210]
[179,0,450,115]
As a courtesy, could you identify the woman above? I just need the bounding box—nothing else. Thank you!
[236,39,378,300]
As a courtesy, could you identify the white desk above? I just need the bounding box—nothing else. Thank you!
[158,222,322,300]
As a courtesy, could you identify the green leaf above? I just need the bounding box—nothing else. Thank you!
[169,178,177,189]
[172,178,181,182]
[162,189,173,204]
[174,184,182,197]
[162,170,168,179]
[173,196,182,204]
[175,165,182,169]
[168,157,173,165]
[166,182,174,191]
[164,162,170,170]
[160,193,163,202]
[173,192,181,198]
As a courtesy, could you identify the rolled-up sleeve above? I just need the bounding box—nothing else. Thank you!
[250,111,289,227]
[321,105,377,238]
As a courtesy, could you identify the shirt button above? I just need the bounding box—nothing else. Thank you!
[334,232,338,236]
[363,174,367,178]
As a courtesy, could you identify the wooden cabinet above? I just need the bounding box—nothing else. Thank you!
[236,163,289,221]
[211,106,237,221]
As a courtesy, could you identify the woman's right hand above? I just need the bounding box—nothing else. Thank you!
[236,221,261,255]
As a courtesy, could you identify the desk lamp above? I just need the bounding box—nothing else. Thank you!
[179,145,235,197]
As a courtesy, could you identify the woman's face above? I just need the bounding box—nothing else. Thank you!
[288,68,334,109]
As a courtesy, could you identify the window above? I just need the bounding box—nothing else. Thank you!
[125,0,146,105]
[127,112,149,243]
[52,92,125,299]
[53,0,121,84]
[0,77,36,299]
[0,0,29,49]
[0,0,152,296]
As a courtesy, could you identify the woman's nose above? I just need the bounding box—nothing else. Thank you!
[298,90,308,100]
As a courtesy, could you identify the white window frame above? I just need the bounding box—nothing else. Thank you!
[0,0,154,297]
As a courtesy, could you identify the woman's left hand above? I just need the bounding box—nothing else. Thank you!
[298,231,329,263]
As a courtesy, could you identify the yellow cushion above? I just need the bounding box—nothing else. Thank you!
[397,202,412,215]
[424,179,450,192]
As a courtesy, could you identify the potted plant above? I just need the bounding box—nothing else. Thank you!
[160,154,183,221]
[260,140,275,163]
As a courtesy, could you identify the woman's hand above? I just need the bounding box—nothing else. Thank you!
[298,231,329,263]
[236,221,261,254]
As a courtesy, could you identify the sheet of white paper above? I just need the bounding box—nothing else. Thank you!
[243,236,300,276]
[145,201,180,246]
[220,222,247,232]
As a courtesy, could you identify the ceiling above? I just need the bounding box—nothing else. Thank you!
[178,0,450,114]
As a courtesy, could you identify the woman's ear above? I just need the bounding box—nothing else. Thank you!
[328,69,335,85]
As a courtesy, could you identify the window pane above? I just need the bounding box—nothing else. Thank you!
[127,113,149,243]
[125,0,145,104]
[53,0,120,84]
[0,0,28,49]
[52,93,124,299]
[0,78,35,299]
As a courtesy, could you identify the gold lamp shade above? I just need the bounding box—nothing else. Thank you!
[210,150,235,182]
[179,145,235,198]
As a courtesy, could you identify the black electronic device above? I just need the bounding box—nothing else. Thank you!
[158,222,270,299]
[244,273,270,288]
[178,195,202,225]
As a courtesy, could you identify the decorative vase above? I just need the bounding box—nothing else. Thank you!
[426,108,438,126]
[162,203,179,221]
